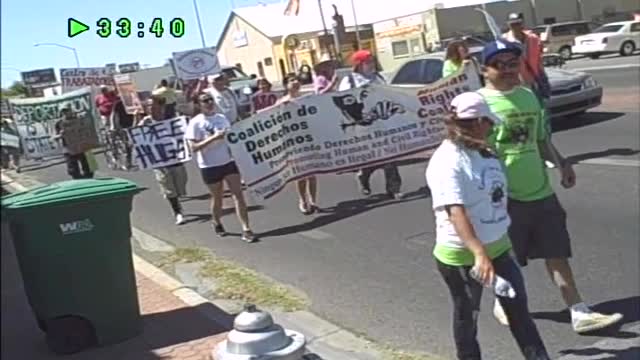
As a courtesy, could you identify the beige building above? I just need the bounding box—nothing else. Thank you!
[374,0,639,71]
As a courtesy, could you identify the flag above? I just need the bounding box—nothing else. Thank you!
[475,8,503,40]
[284,0,300,16]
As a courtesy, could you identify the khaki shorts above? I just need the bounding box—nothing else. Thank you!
[154,164,187,198]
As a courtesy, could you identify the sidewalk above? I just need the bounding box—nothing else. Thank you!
[1,221,229,360]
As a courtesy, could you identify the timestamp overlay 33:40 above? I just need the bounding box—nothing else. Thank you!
[96,18,185,38]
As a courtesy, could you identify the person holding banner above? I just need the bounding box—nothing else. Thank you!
[443,40,472,78]
[185,92,257,243]
[95,86,118,127]
[54,107,94,180]
[152,79,178,119]
[278,73,319,214]
[426,92,550,360]
[251,78,278,113]
[314,55,339,94]
[138,96,188,225]
[478,40,623,333]
[338,50,404,199]
[206,73,240,124]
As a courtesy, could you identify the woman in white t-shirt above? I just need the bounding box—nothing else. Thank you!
[425,92,549,359]
[185,92,256,243]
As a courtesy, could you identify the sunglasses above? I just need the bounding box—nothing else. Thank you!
[487,58,520,71]
[200,98,214,104]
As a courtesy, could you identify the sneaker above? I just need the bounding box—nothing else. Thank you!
[241,230,258,243]
[361,186,372,196]
[212,223,226,237]
[175,214,185,225]
[572,311,623,334]
[493,299,509,326]
[390,192,406,200]
[545,160,556,168]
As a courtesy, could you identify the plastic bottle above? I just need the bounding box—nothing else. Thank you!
[470,267,517,298]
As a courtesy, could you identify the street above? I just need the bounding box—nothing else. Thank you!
[17,56,640,359]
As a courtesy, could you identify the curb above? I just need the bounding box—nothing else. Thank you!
[1,170,386,360]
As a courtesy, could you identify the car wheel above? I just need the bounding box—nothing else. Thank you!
[589,53,601,59]
[559,46,572,60]
[620,41,635,56]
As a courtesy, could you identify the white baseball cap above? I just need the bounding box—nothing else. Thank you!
[450,92,502,125]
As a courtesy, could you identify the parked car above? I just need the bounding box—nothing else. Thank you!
[531,21,595,60]
[572,21,640,58]
[387,51,603,119]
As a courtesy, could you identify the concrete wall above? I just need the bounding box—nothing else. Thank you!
[218,15,279,82]
[579,0,639,22]
[373,13,427,72]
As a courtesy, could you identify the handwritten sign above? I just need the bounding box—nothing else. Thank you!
[60,67,115,93]
[59,115,101,155]
[114,74,143,115]
[126,117,191,169]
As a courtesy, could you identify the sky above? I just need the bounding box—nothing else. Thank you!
[0,0,284,87]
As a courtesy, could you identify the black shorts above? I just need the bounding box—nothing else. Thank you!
[200,161,239,185]
[508,194,572,266]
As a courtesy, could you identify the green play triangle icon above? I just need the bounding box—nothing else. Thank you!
[68,18,89,38]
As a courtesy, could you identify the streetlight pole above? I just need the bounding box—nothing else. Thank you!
[33,43,80,67]
[192,0,207,47]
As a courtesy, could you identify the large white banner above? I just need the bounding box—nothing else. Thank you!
[228,65,481,200]
[60,67,115,93]
[172,47,221,80]
[126,117,192,169]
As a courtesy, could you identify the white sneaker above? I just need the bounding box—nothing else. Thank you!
[175,214,185,225]
[545,160,556,168]
[493,299,509,326]
[572,311,623,334]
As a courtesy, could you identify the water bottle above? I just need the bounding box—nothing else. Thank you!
[470,267,517,298]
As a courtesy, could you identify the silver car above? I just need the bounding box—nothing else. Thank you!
[387,52,603,119]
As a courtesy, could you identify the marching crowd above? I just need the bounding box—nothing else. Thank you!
[3,12,625,359]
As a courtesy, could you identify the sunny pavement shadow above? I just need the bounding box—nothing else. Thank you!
[566,148,640,163]
[1,220,230,360]
[558,345,640,359]
[531,296,640,339]
[257,185,431,239]
[551,111,626,133]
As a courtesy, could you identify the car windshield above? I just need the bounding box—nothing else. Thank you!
[221,67,249,81]
[592,24,624,33]
[531,26,546,36]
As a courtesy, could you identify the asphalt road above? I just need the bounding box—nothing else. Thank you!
[16,60,640,359]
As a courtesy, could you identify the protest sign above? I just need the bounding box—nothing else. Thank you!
[227,64,481,201]
[126,116,191,169]
[114,74,143,114]
[21,68,57,88]
[172,47,221,80]
[9,88,100,159]
[1,131,20,149]
[60,67,115,92]
[251,92,279,112]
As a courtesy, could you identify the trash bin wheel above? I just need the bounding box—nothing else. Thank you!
[45,316,96,355]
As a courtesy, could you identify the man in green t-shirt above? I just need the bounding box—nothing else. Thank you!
[478,40,622,334]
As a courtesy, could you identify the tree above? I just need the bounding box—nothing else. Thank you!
[1,81,29,98]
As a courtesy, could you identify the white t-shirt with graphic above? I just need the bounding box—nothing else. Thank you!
[184,113,233,169]
[426,139,511,249]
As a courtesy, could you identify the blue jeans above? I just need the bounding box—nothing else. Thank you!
[437,252,550,360]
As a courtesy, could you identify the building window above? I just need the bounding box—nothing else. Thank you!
[391,40,410,57]
[264,57,273,66]
[409,38,423,54]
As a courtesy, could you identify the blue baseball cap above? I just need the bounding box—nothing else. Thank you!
[482,40,522,65]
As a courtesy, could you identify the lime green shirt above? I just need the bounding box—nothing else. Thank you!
[442,60,463,78]
[434,234,512,266]
[478,86,554,202]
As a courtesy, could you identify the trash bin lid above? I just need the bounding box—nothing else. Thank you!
[1,178,141,210]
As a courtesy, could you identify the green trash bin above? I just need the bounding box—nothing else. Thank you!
[1,177,144,354]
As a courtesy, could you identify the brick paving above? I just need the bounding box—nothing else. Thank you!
[1,221,229,360]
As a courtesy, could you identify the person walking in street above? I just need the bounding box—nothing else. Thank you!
[250,78,278,113]
[54,107,94,180]
[426,92,550,360]
[442,40,472,78]
[478,39,623,333]
[314,54,339,94]
[503,13,551,101]
[338,50,404,199]
[138,96,188,225]
[277,73,318,214]
[185,92,257,243]
[206,73,240,124]
[95,85,118,128]
[152,79,178,119]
